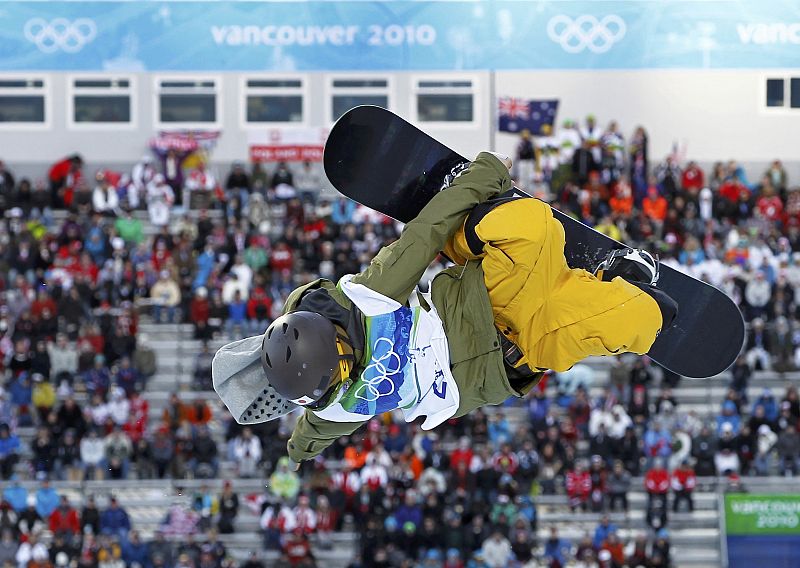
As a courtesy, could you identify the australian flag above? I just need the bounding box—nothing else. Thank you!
[498,97,559,134]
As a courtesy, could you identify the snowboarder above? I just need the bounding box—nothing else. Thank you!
[213,152,678,465]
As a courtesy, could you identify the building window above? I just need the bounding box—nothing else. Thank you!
[158,79,218,124]
[416,80,474,122]
[792,78,800,109]
[765,77,800,109]
[766,78,785,107]
[245,79,304,123]
[0,79,46,123]
[331,78,389,121]
[72,78,132,123]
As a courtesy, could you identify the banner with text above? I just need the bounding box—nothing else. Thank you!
[2,1,800,71]
[247,127,328,162]
[725,494,800,568]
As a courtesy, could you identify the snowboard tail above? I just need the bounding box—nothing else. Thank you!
[324,105,745,378]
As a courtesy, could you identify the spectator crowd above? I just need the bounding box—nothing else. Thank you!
[0,112,797,567]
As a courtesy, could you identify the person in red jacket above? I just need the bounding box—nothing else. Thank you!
[269,242,294,273]
[247,286,273,335]
[719,177,749,204]
[189,287,211,340]
[302,213,327,240]
[492,443,519,476]
[283,528,314,566]
[671,459,697,512]
[30,290,57,320]
[588,455,607,512]
[756,179,784,223]
[314,495,337,545]
[566,460,592,511]
[48,154,84,208]
[292,495,317,536]
[124,391,149,444]
[449,437,474,472]
[645,459,670,498]
[601,532,626,567]
[49,496,80,544]
[645,458,670,529]
[681,161,705,197]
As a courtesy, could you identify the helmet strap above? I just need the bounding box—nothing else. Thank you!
[335,337,353,382]
[334,325,355,383]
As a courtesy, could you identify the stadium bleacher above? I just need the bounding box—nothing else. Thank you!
[1,132,799,568]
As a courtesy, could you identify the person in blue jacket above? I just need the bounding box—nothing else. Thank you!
[2,475,26,512]
[122,529,150,568]
[752,388,779,422]
[592,514,619,549]
[8,373,32,426]
[100,495,131,542]
[35,479,59,519]
[543,526,571,566]
[717,400,742,436]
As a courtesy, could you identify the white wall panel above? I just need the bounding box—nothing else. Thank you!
[0,70,797,184]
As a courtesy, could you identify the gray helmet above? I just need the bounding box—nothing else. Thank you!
[261,311,344,407]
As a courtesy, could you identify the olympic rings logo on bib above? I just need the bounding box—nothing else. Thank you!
[24,17,97,53]
[547,14,626,54]
[355,337,401,402]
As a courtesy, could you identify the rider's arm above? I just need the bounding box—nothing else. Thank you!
[350,152,512,304]
[287,409,366,462]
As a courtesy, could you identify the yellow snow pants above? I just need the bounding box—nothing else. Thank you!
[444,198,663,372]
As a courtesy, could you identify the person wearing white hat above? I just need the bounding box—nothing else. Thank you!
[14,531,48,566]
[754,423,778,475]
[131,154,157,201]
[92,170,120,216]
[17,494,45,536]
[146,173,175,227]
[107,386,130,426]
[715,424,741,475]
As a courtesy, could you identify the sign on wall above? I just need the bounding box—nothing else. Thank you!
[726,494,800,534]
[247,128,328,163]
[725,494,800,568]
[2,1,800,71]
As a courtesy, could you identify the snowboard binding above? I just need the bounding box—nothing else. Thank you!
[439,161,470,192]
[595,248,660,286]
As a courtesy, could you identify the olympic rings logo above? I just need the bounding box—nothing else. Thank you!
[24,17,97,54]
[355,337,401,402]
[547,14,626,54]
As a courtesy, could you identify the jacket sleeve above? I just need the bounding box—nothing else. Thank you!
[287,409,366,462]
[349,152,512,303]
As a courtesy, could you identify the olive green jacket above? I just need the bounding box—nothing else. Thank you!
[286,152,528,462]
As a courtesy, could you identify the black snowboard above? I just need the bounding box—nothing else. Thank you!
[323,105,745,378]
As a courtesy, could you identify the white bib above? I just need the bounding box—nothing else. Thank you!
[312,276,460,430]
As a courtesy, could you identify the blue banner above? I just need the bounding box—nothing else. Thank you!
[0,1,799,71]
[728,535,800,568]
